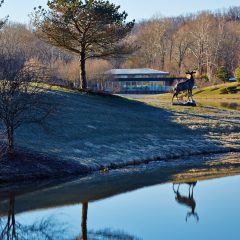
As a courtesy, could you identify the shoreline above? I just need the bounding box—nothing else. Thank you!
[0,151,240,214]
[0,148,239,185]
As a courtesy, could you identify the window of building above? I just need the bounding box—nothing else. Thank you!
[118,75,128,78]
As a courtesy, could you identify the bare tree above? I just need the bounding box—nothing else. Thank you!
[0,0,7,29]
[134,19,172,70]
[123,9,240,80]
[172,24,193,75]
[0,26,53,155]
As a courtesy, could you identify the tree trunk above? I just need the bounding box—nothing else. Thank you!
[178,60,182,75]
[6,195,16,238]
[160,54,165,70]
[79,52,87,90]
[81,202,88,240]
[7,125,14,155]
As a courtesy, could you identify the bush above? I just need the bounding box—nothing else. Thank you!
[220,86,238,94]
[226,86,237,93]
[216,66,229,83]
[220,88,228,94]
[235,67,240,82]
[201,73,209,82]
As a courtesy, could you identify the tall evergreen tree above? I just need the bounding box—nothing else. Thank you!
[32,0,135,89]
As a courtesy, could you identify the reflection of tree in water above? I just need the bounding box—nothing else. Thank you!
[0,195,65,240]
[173,182,199,222]
[0,197,140,240]
[77,202,141,240]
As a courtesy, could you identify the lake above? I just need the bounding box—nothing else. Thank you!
[1,153,240,240]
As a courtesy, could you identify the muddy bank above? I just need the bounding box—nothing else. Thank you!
[0,151,89,183]
[0,151,240,188]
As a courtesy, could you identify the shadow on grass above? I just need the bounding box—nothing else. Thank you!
[1,90,237,184]
[16,90,232,165]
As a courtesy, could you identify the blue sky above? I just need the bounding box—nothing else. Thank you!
[0,0,240,24]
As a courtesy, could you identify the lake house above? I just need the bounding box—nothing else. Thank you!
[104,68,174,93]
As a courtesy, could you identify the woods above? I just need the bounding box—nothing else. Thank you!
[2,4,240,90]
[124,9,240,83]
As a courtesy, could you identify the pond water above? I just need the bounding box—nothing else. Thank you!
[197,99,240,111]
[1,153,240,240]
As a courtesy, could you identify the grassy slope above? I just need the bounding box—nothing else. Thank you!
[14,85,239,171]
[193,82,240,99]
[158,82,240,100]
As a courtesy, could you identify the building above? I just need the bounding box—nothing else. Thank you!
[104,68,175,93]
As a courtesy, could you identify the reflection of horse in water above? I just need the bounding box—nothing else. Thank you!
[173,181,199,222]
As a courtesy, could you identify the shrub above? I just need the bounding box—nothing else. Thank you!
[220,88,228,94]
[235,67,240,82]
[226,86,237,93]
[216,66,229,83]
[220,86,238,94]
[201,73,209,82]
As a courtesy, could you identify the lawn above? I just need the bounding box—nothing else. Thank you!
[13,85,240,171]
[156,82,240,100]
[193,82,240,99]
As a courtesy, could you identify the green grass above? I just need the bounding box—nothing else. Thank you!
[157,82,240,100]
[193,82,240,99]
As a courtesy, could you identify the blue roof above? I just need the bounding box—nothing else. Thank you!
[106,68,169,75]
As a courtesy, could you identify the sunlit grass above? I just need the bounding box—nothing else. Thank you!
[193,82,240,98]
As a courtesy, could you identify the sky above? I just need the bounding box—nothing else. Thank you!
[0,0,240,24]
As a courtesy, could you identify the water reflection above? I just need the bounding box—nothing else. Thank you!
[173,182,199,222]
[81,202,88,240]
[78,202,140,240]
[0,153,240,240]
[0,197,140,240]
[0,195,65,240]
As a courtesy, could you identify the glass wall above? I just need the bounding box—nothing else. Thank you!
[120,81,171,92]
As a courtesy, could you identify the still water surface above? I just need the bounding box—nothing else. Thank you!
[1,171,240,240]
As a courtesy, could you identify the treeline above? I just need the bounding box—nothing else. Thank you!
[124,6,240,84]
[0,23,113,87]
[1,5,240,88]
